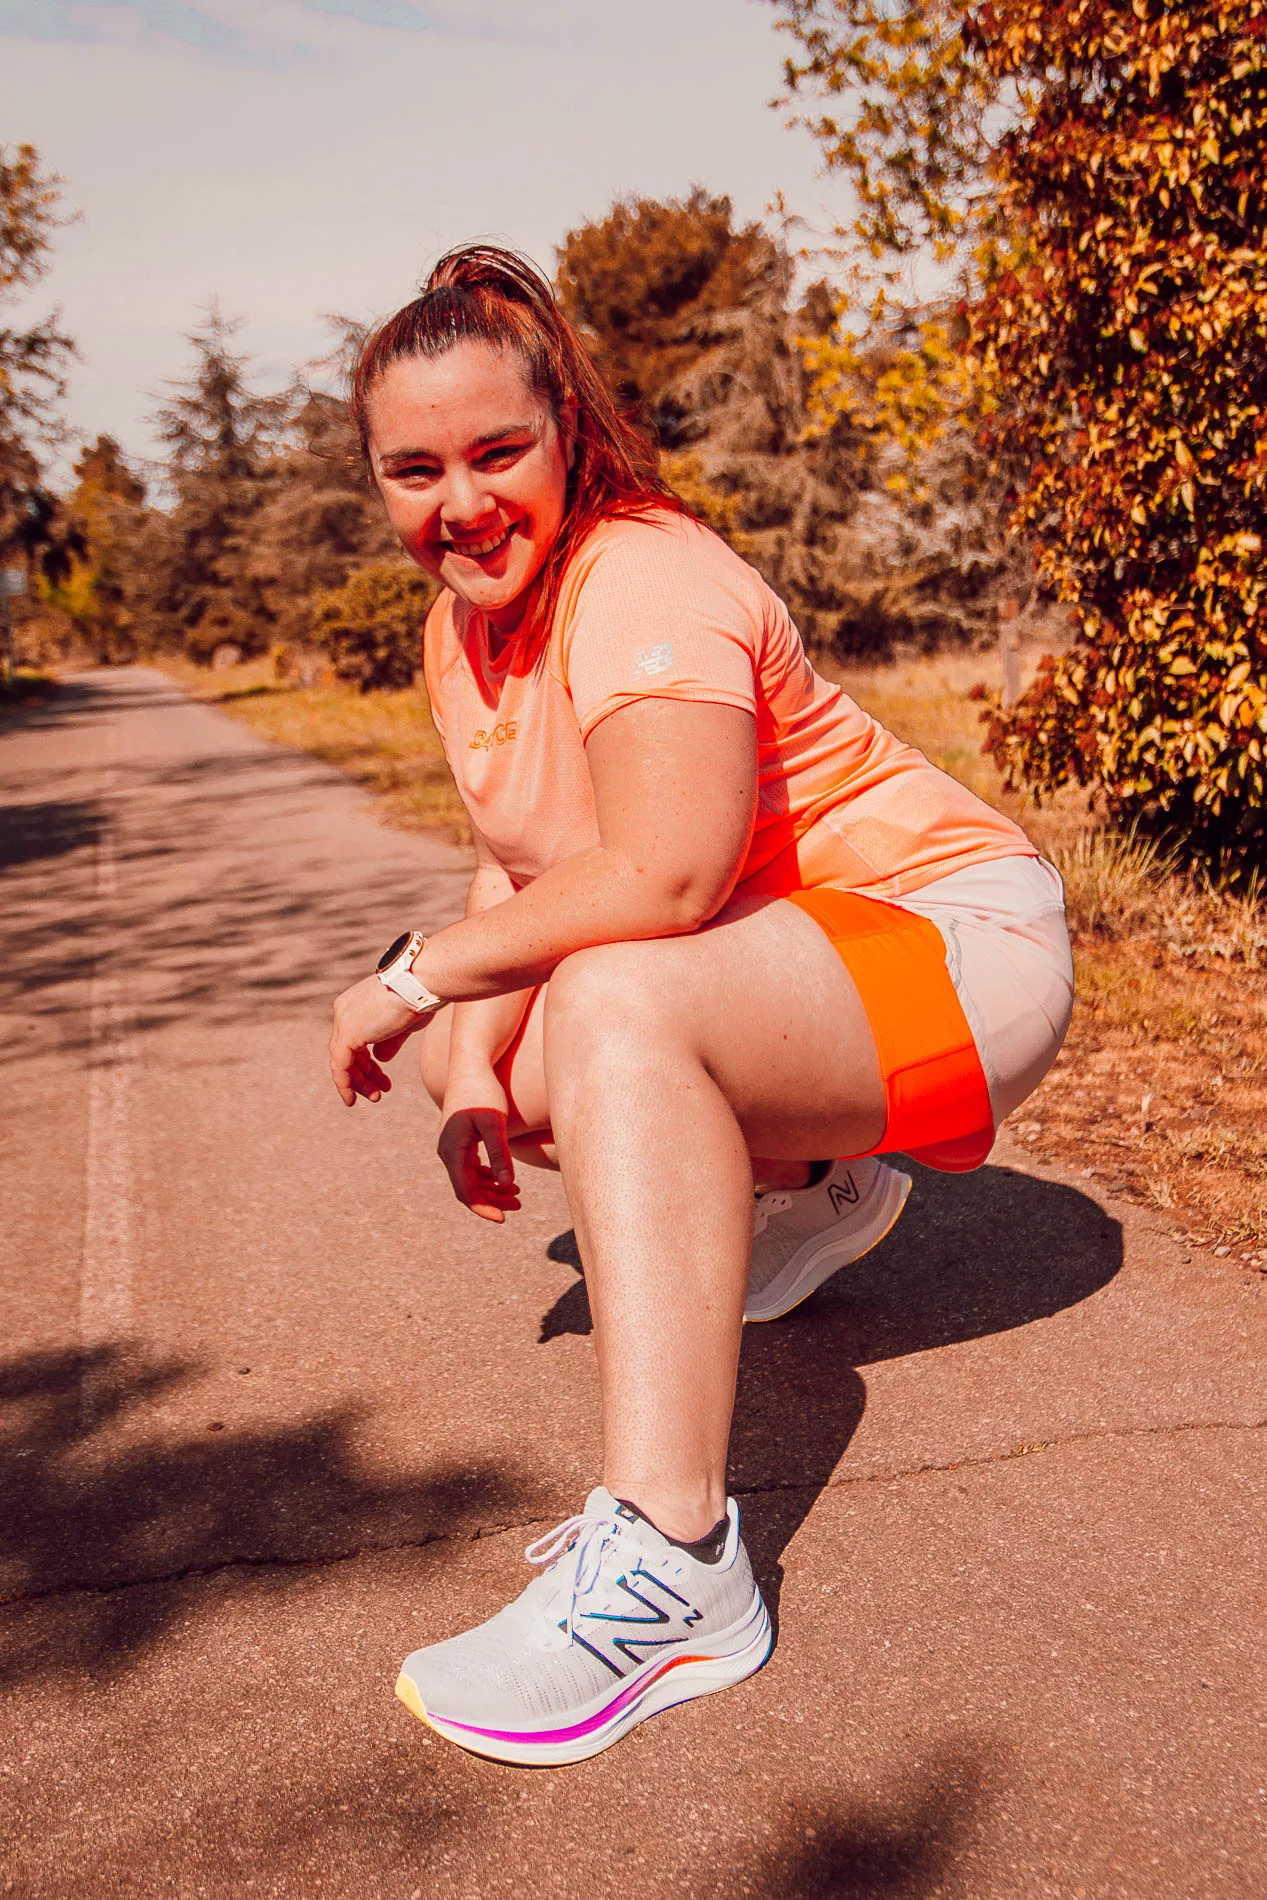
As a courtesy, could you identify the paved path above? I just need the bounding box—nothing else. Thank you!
[1,669,1263,1899]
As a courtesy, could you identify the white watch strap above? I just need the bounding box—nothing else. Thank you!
[376,930,444,1014]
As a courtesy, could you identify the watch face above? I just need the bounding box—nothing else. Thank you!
[376,930,412,973]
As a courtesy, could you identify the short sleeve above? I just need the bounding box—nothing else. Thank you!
[558,518,760,741]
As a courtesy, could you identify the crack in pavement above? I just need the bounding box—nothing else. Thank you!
[3,1416,1263,1613]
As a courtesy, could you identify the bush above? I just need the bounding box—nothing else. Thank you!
[970,1,1267,871]
[311,561,437,692]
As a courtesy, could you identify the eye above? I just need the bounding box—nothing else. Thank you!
[478,442,528,468]
[386,460,440,483]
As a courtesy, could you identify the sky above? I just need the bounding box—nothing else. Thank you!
[0,0,840,478]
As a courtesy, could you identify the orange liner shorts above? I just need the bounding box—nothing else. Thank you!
[784,886,995,1174]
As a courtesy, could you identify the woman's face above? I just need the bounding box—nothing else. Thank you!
[366,340,573,636]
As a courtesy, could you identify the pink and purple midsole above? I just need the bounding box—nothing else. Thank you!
[430,1649,711,1748]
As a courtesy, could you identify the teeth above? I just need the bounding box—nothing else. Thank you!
[448,527,511,558]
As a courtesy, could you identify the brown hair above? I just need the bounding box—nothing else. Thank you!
[350,244,687,643]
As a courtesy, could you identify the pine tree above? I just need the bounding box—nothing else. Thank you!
[149,305,283,657]
[0,142,77,576]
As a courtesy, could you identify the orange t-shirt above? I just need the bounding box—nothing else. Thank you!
[422,511,1033,897]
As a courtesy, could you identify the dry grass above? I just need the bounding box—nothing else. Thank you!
[167,644,1266,1266]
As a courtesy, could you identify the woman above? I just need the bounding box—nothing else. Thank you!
[328,245,1073,1769]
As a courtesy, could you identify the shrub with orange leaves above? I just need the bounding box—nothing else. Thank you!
[772,0,1267,867]
[972,0,1266,866]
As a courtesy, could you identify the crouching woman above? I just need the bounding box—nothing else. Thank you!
[328,245,1073,1767]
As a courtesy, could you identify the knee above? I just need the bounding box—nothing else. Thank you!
[550,942,680,1048]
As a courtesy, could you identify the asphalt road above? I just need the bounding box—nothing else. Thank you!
[2,668,1264,1899]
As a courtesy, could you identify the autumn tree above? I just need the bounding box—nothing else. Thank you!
[558,188,1001,652]
[555,189,784,442]
[771,0,1267,865]
[43,435,153,662]
[0,142,77,575]
[311,560,436,692]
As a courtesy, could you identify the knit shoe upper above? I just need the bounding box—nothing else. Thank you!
[396,1487,772,1765]
[746,1157,911,1322]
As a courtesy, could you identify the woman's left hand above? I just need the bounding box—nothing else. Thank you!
[329,974,436,1106]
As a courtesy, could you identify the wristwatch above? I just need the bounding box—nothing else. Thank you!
[375,929,445,1014]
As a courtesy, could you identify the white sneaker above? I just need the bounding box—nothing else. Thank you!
[745,1157,911,1322]
[395,1488,772,1767]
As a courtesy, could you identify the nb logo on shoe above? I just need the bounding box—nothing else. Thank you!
[828,1175,859,1214]
[469,721,518,750]
[565,1566,704,1677]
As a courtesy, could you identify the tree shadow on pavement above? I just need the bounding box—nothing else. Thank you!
[717,1746,991,1899]
[0,681,470,1070]
[0,797,104,871]
[0,1343,522,1688]
[539,1161,1122,1622]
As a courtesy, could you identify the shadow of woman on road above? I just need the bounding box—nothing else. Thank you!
[538,1160,1123,1624]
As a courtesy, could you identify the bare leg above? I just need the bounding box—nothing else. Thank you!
[543,897,884,1541]
[422,897,885,1543]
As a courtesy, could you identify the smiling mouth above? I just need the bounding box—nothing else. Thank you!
[443,524,514,560]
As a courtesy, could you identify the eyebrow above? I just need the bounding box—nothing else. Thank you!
[378,423,537,467]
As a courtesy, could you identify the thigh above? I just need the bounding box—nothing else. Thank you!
[544,894,887,1161]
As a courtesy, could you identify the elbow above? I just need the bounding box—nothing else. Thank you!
[610,852,739,938]
[649,876,732,937]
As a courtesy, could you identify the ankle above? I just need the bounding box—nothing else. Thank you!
[605,1481,726,1546]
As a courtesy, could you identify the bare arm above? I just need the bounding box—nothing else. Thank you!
[328,699,757,1107]
[415,698,758,1002]
[445,832,535,1087]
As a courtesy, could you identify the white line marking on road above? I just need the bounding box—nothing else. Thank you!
[79,727,136,1430]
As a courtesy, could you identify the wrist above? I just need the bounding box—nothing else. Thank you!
[443,1058,506,1106]
[376,929,445,1014]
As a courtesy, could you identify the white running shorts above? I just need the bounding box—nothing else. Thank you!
[892,856,1074,1127]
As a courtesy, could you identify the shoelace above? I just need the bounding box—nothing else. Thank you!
[751,1189,794,1237]
[524,1511,616,1639]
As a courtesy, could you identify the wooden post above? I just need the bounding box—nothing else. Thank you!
[997,596,1021,708]
[1,568,26,689]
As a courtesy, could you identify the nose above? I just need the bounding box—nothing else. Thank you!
[440,465,498,536]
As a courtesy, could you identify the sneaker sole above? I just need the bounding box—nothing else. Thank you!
[395,1591,773,1768]
[744,1166,912,1323]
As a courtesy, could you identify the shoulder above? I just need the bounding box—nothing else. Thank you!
[422,589,464,706]
[557,509,772,628]
[571,508,758,586]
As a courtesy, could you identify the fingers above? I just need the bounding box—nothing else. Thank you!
[477,1112,517,1196]
[437,1109,520,1222]
[466,1169,522,1223]
[329,1039,393,1106]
